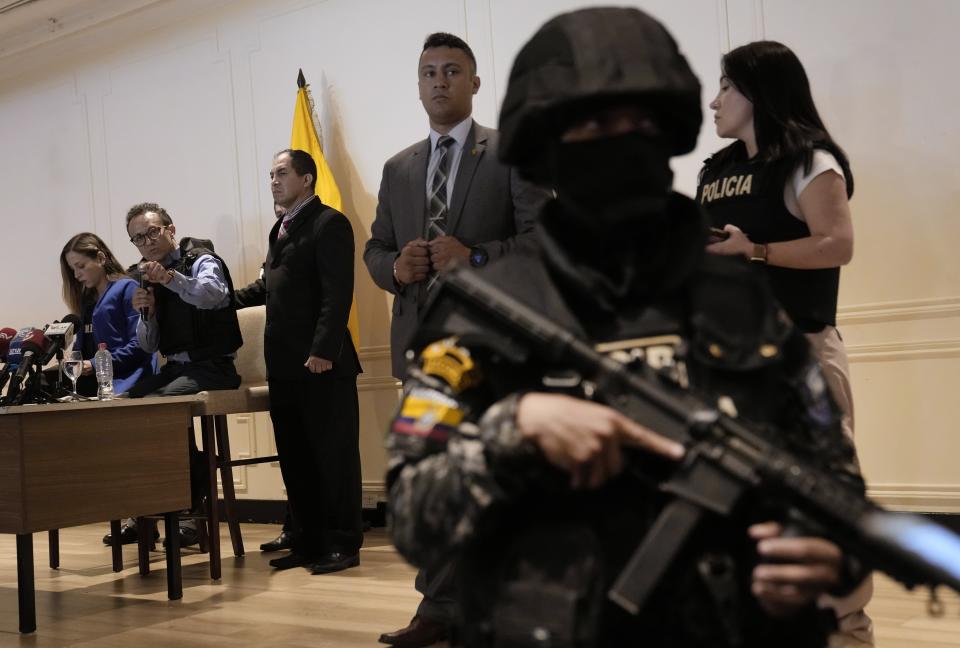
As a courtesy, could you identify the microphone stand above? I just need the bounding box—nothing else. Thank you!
[55,348,65,396]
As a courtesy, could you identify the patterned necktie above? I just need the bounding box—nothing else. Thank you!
[426,135,455,241]
[277,216,290,240]
[424,135,455,294]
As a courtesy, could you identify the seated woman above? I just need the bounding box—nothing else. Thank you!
[60,232,157,396]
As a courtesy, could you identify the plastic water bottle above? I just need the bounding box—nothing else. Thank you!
[94,342,114,400]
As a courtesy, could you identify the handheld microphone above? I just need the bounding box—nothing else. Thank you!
[138,264,149,320]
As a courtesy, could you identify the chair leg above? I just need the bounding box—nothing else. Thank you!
[215,414,245,557]
[200,415,221,580]
[195,513,210,554]
[48,530,59,570]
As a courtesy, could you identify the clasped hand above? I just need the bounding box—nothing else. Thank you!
[394,236,470,284]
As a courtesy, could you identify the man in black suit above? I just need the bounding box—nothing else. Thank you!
[236,149,363,574]
[365,32,548,648]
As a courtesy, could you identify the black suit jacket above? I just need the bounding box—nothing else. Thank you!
[236,196,361,380]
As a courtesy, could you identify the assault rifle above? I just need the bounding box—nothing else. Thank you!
[424,265,960,616]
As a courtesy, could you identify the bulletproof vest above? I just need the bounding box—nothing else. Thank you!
[698,155,839,333]
[154,239,243,361]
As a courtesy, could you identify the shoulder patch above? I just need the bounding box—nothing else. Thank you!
[392,386,465,442]
[420,337,480,393]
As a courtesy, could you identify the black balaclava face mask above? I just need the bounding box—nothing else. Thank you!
[550,130,674,233]
[538,129,692,309]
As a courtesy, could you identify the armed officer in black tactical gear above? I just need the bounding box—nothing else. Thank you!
[385,8,867,647]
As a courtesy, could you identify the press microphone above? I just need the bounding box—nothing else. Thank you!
[13,328,51,383]
[42,314,80,364]
[0,327,17,361]
[0,327,17,393]
[3,327,43,404]
[3,327,32,370]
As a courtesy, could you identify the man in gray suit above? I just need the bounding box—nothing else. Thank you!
[365,31,546,381]
[365,32,547,648]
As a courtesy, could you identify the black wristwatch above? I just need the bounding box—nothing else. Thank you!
[469,245,489,268]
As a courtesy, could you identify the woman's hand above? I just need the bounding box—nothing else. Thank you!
[706,223,753,258]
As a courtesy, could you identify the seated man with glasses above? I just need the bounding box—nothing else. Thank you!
[125,202,242,398]
[106,202,243,547]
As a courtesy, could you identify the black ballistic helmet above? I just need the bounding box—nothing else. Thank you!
[498,7,702,183]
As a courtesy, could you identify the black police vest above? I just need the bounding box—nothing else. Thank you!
[153,243,242,361]
[697,155,840,332]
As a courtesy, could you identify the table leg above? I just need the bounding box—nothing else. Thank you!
[110,519,123,572]
[137,516,150,576]
[48,530,59,569]
[164,512,182,600]
[16,533,36,634]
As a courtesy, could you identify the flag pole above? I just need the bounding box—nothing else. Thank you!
[298,70,324,152]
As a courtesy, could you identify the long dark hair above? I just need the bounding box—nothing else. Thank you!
[704,41,854,198]
[60,232,129,315]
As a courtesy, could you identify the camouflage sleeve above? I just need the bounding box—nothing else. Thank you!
[386,338,550,569]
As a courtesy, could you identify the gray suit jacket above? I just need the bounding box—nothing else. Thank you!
[364,121,547,379]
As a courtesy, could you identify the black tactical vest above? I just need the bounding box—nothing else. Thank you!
[153,239,242,361]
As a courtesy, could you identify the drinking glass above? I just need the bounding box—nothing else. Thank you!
[62,350,83,401]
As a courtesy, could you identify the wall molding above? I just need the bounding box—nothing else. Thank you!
[362,479,387,507]
[359,345,391,362]
[358,375,401,392]
[838,296,960,326]
[846,338,960,362]
[868,483,960,513]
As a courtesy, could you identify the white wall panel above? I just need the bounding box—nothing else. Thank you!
[0,79,94,327]
[100,36,241,272]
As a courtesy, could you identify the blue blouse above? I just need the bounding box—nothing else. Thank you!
[74,278,158,394]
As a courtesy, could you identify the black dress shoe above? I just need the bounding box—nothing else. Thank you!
[162,525,200,549]
[260,530,294,553]
[103,524,158,546]
[309,551,359,574]
[378,615,448,647]
[269,552,313,570]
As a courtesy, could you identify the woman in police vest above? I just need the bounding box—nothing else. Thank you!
[697,41,872,647]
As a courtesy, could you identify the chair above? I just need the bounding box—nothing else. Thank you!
[189,305,273,575]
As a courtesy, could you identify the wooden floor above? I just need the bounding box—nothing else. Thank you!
[0,523,958,647]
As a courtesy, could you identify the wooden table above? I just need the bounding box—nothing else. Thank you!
[0,395,198,633]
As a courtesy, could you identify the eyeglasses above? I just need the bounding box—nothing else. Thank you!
[129,225,168,247]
